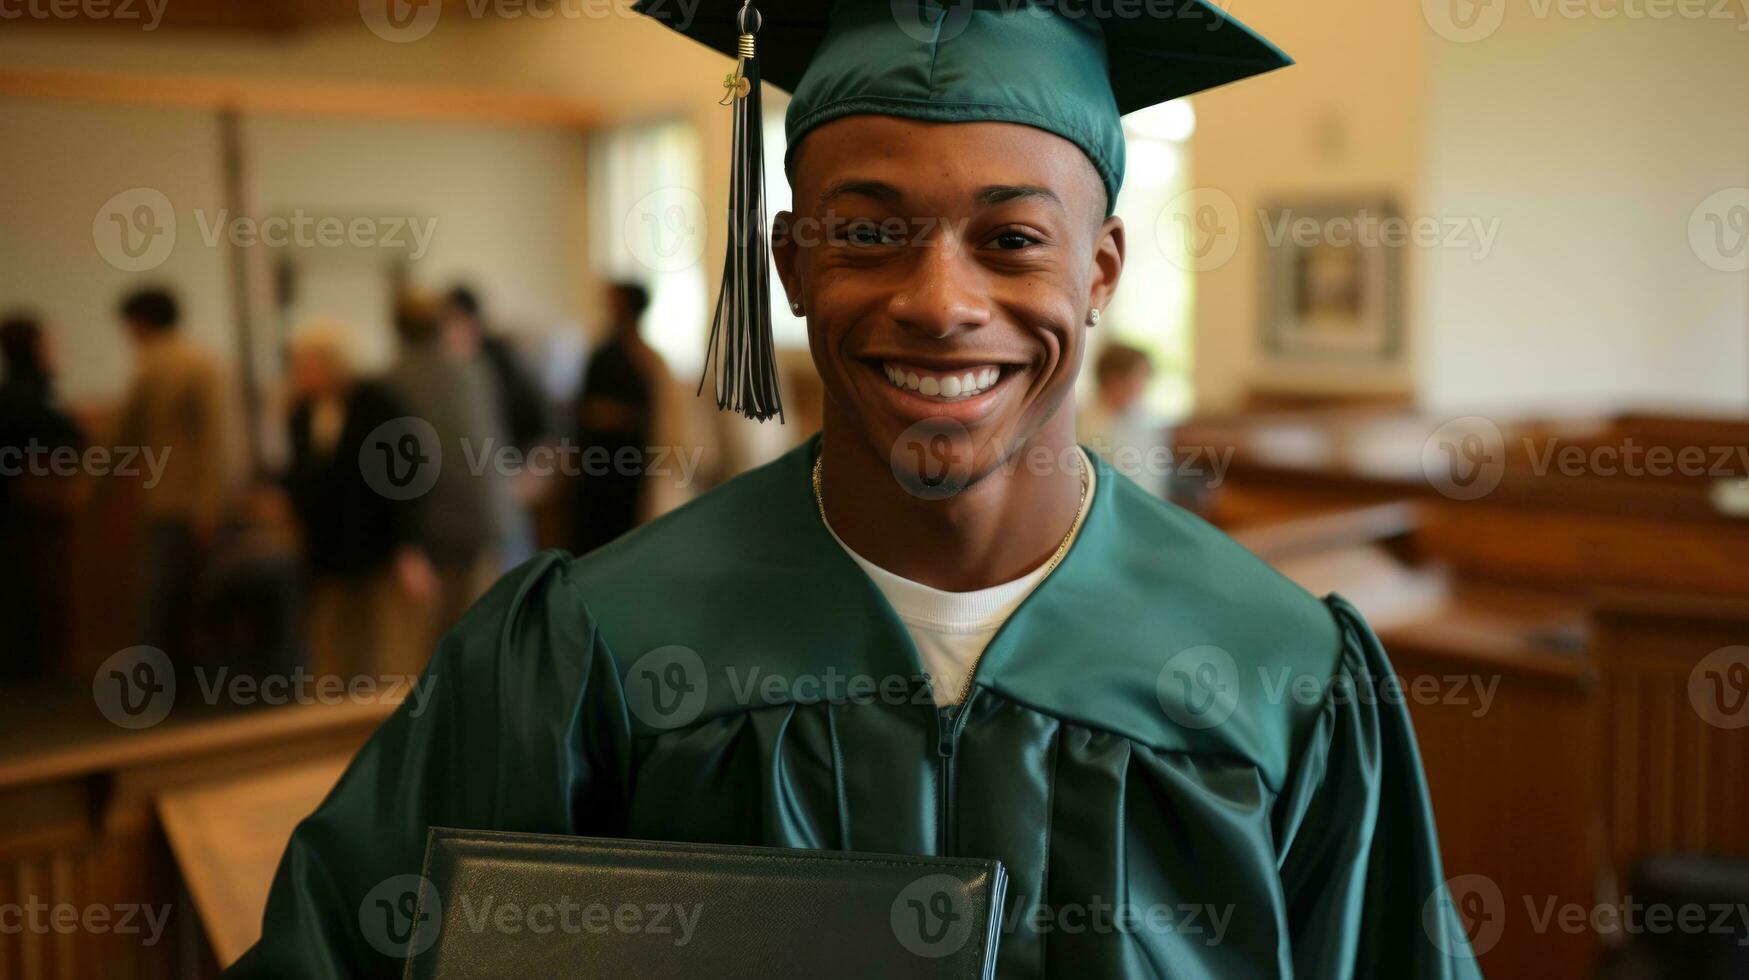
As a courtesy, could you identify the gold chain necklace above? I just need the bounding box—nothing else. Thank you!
[811,447,1091,704]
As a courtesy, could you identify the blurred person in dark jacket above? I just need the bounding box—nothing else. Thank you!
[114,286,234,663]
[443,284,548,568]
[572,281,668,556]
[383,290,508,658]
[284,320,435,680]
[0,312,83,681]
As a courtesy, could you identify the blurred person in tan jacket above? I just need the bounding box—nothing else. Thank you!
[113,286,235,662]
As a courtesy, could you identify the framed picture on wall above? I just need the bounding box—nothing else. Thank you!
[1259,198,1404,362]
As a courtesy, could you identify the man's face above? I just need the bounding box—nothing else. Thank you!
[774,116,1123,490]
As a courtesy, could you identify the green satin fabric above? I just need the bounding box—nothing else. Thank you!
[231,434,1481,978]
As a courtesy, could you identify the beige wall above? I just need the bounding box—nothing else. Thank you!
[1417,4,1749,414]
[1188,0,1427,411]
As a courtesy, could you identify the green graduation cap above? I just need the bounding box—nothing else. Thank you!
[634,0,1291,422]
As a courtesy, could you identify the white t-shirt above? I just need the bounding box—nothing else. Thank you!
[821,451,1097,707]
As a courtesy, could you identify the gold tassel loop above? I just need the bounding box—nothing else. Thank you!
[718,33,756,105]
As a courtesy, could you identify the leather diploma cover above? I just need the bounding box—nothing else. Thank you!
[403,828,1008,978]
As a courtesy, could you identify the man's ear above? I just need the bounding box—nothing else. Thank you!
[1089,214,1125,315]
[772,209,800,313]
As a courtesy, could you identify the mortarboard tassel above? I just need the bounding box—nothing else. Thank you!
[699,0,783,422]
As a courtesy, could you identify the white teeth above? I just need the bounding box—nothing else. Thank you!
[881,361,1004,400]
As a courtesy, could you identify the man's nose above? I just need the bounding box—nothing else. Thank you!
[885,240,992,340]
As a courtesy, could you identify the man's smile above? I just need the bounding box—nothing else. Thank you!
[853,354,1029,425]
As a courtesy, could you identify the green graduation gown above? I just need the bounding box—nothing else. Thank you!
[230,434,1481,978]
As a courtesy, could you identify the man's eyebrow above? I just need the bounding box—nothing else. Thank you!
[975,185,1063,209]
[818,179,901,206]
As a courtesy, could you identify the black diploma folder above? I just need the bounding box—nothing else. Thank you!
[403,828,1008,979]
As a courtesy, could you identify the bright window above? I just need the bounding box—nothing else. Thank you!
[587,119,708,374]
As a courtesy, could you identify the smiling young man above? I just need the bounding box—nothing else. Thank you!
[234,3,1480,977]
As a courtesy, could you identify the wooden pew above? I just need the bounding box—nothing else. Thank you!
[1243,507,1602,980]
[1590,593,1749,882]
[0,698,391,978]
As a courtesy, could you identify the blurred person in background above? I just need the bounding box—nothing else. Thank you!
[571,280,668,556]
[113,285,233,665]
[284,320,434,680]
[384,290,508,655]
[1077,342,1165,497]
[443,284,549,568]
[0,312,83,681]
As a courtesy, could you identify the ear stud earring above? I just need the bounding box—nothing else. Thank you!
[1087,308,1102,326]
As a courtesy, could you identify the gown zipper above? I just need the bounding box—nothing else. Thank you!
[937,703,958,855]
